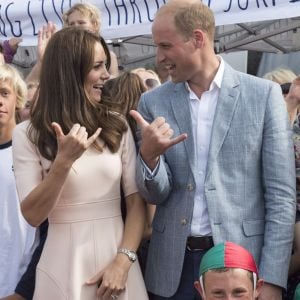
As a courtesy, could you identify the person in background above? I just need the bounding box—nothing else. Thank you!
[62,2,119,77]
[0,38,22,64]
[0,64,36,298]
[287,76,300,277]
[0,45,46,300]
[12,27,147,300]
[26,3,119,84]
[131,68,161,90]
[263,68,298,123]
[102,71,146,136]
[102,72,155,278]
[130,1,295,299]
[293,283,300,300]
[155,63,171,84]
[263,70,300,281]
[263,68,297,91]
[0,44,5,65]
[25,22,56,84]
[18,81,39,121]
[194,242,264,300]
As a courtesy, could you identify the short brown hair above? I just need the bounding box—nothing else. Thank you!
[157,1,215,41]
[102,71,146,138]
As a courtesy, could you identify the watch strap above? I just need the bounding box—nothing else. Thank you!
[117,248,137,262]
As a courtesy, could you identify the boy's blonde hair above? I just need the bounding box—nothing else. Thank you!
[156,1,215,42]
[0,64,27,111]
[63,3,101,32]
[263,68,297,85]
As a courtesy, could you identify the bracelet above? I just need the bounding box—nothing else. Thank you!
[117,248,137,262]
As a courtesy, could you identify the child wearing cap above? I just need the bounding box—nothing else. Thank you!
[194,242,264,300]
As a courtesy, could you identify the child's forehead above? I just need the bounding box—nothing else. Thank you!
[71,8,91,18]
[0,78,14,89]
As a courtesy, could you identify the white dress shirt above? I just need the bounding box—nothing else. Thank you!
[187,57,225,236]
[141,57,225,236]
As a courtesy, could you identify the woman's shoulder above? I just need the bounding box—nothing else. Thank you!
[13,120,31,138]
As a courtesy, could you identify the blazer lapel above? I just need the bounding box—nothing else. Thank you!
[171,83,197,175]
[206,64,240,180]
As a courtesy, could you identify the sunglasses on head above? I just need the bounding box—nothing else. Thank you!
[145,78,160,89]
[280,82,291,94]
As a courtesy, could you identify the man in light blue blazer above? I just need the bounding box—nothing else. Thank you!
[130,1,296,299]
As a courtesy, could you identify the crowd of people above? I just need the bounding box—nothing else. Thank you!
[1,0,300,299]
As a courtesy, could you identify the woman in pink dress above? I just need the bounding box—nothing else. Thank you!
[12,27,148,300]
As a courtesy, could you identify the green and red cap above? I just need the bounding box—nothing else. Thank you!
[294,283,300,300]
[199,241,258,277]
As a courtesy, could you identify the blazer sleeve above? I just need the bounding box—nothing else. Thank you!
[259,82,296,288]
[135,93,173,205]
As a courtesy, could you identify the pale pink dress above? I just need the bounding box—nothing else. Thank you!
[12,120,148,300]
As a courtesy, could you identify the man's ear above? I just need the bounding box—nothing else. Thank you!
[193,29,205,48]
[194,280,205,298]
[254,279,264,298]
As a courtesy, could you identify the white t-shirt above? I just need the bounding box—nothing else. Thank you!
[0,141,36,297]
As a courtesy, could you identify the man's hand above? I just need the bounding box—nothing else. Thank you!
[258,282,282,300]
[130,110,187,170]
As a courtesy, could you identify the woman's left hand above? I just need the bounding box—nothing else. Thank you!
[86,255,131,300]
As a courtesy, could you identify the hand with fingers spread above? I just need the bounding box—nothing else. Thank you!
[130,110,187,170]
[52,122,101,164]
[86,255,130,300]
[37,22,57,62]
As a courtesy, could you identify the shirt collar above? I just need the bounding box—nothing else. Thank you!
[185,56,225,99]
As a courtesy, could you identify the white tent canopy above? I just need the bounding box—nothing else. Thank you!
[2,0,300,73]
[1,0,300,47]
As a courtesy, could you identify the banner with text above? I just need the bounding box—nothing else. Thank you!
[0,0,299,45]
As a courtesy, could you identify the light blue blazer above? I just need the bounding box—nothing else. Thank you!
[136,63,296,297]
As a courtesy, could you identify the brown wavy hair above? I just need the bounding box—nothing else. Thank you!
[29,27,126,161]
[101,71,146,138]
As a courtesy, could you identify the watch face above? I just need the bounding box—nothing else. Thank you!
[129,252,136,261]
[118,248,137,262]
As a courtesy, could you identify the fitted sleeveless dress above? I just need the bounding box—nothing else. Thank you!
[12,121,148,300]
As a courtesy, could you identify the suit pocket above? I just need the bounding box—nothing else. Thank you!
[242,219,265,237]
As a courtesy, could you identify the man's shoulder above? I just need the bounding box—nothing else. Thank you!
[143,80,183,98]
[224,64,275,89]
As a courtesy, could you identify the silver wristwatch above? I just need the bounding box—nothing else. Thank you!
[117,248,137,262]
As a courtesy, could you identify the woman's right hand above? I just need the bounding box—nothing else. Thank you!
[52,122,101,164]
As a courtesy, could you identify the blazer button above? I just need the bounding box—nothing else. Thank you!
[187,184,194,191]
[181,218,188,226]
